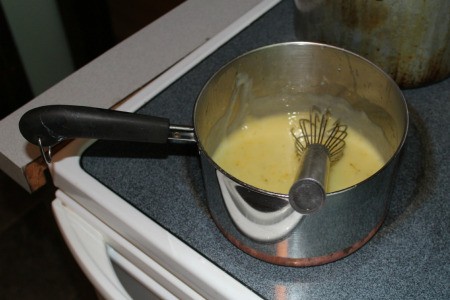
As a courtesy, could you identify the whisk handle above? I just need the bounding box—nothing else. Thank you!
[289,144,330,214]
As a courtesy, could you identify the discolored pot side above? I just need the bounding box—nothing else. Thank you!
[294,0,450,88]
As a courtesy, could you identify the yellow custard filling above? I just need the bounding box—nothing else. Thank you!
[212,114,386,193]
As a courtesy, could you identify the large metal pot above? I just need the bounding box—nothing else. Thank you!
[19,42,408,266]
[294,0,450,88]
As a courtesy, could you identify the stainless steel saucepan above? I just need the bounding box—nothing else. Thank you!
[19,42,408,266]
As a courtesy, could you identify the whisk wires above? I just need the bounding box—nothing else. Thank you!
[291,107,347,163]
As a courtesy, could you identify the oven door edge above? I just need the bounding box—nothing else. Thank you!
[52,195,196,299]
[53,191,261,300]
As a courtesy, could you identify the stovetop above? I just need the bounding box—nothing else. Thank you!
[80,0,450,298]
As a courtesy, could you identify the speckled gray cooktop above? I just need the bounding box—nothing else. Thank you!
[81,0,450,299]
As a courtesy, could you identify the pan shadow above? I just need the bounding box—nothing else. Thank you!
[380,105,436,232]
[81,139,198,160]
[80,138,207,206]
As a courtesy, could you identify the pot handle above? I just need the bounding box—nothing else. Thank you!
[19,105,171,148]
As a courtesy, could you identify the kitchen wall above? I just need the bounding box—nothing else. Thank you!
[0,0,184,119]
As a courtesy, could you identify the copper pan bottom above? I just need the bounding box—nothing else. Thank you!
[218,214,386,267]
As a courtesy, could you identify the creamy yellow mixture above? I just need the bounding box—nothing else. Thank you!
[212,114,386,193]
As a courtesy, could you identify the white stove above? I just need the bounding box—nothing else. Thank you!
[38,0,450,299]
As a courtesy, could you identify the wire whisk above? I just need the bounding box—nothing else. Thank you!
[289,107,348,214]
[292,108,347,163]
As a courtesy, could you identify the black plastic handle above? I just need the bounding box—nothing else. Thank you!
[19,105,170,147]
